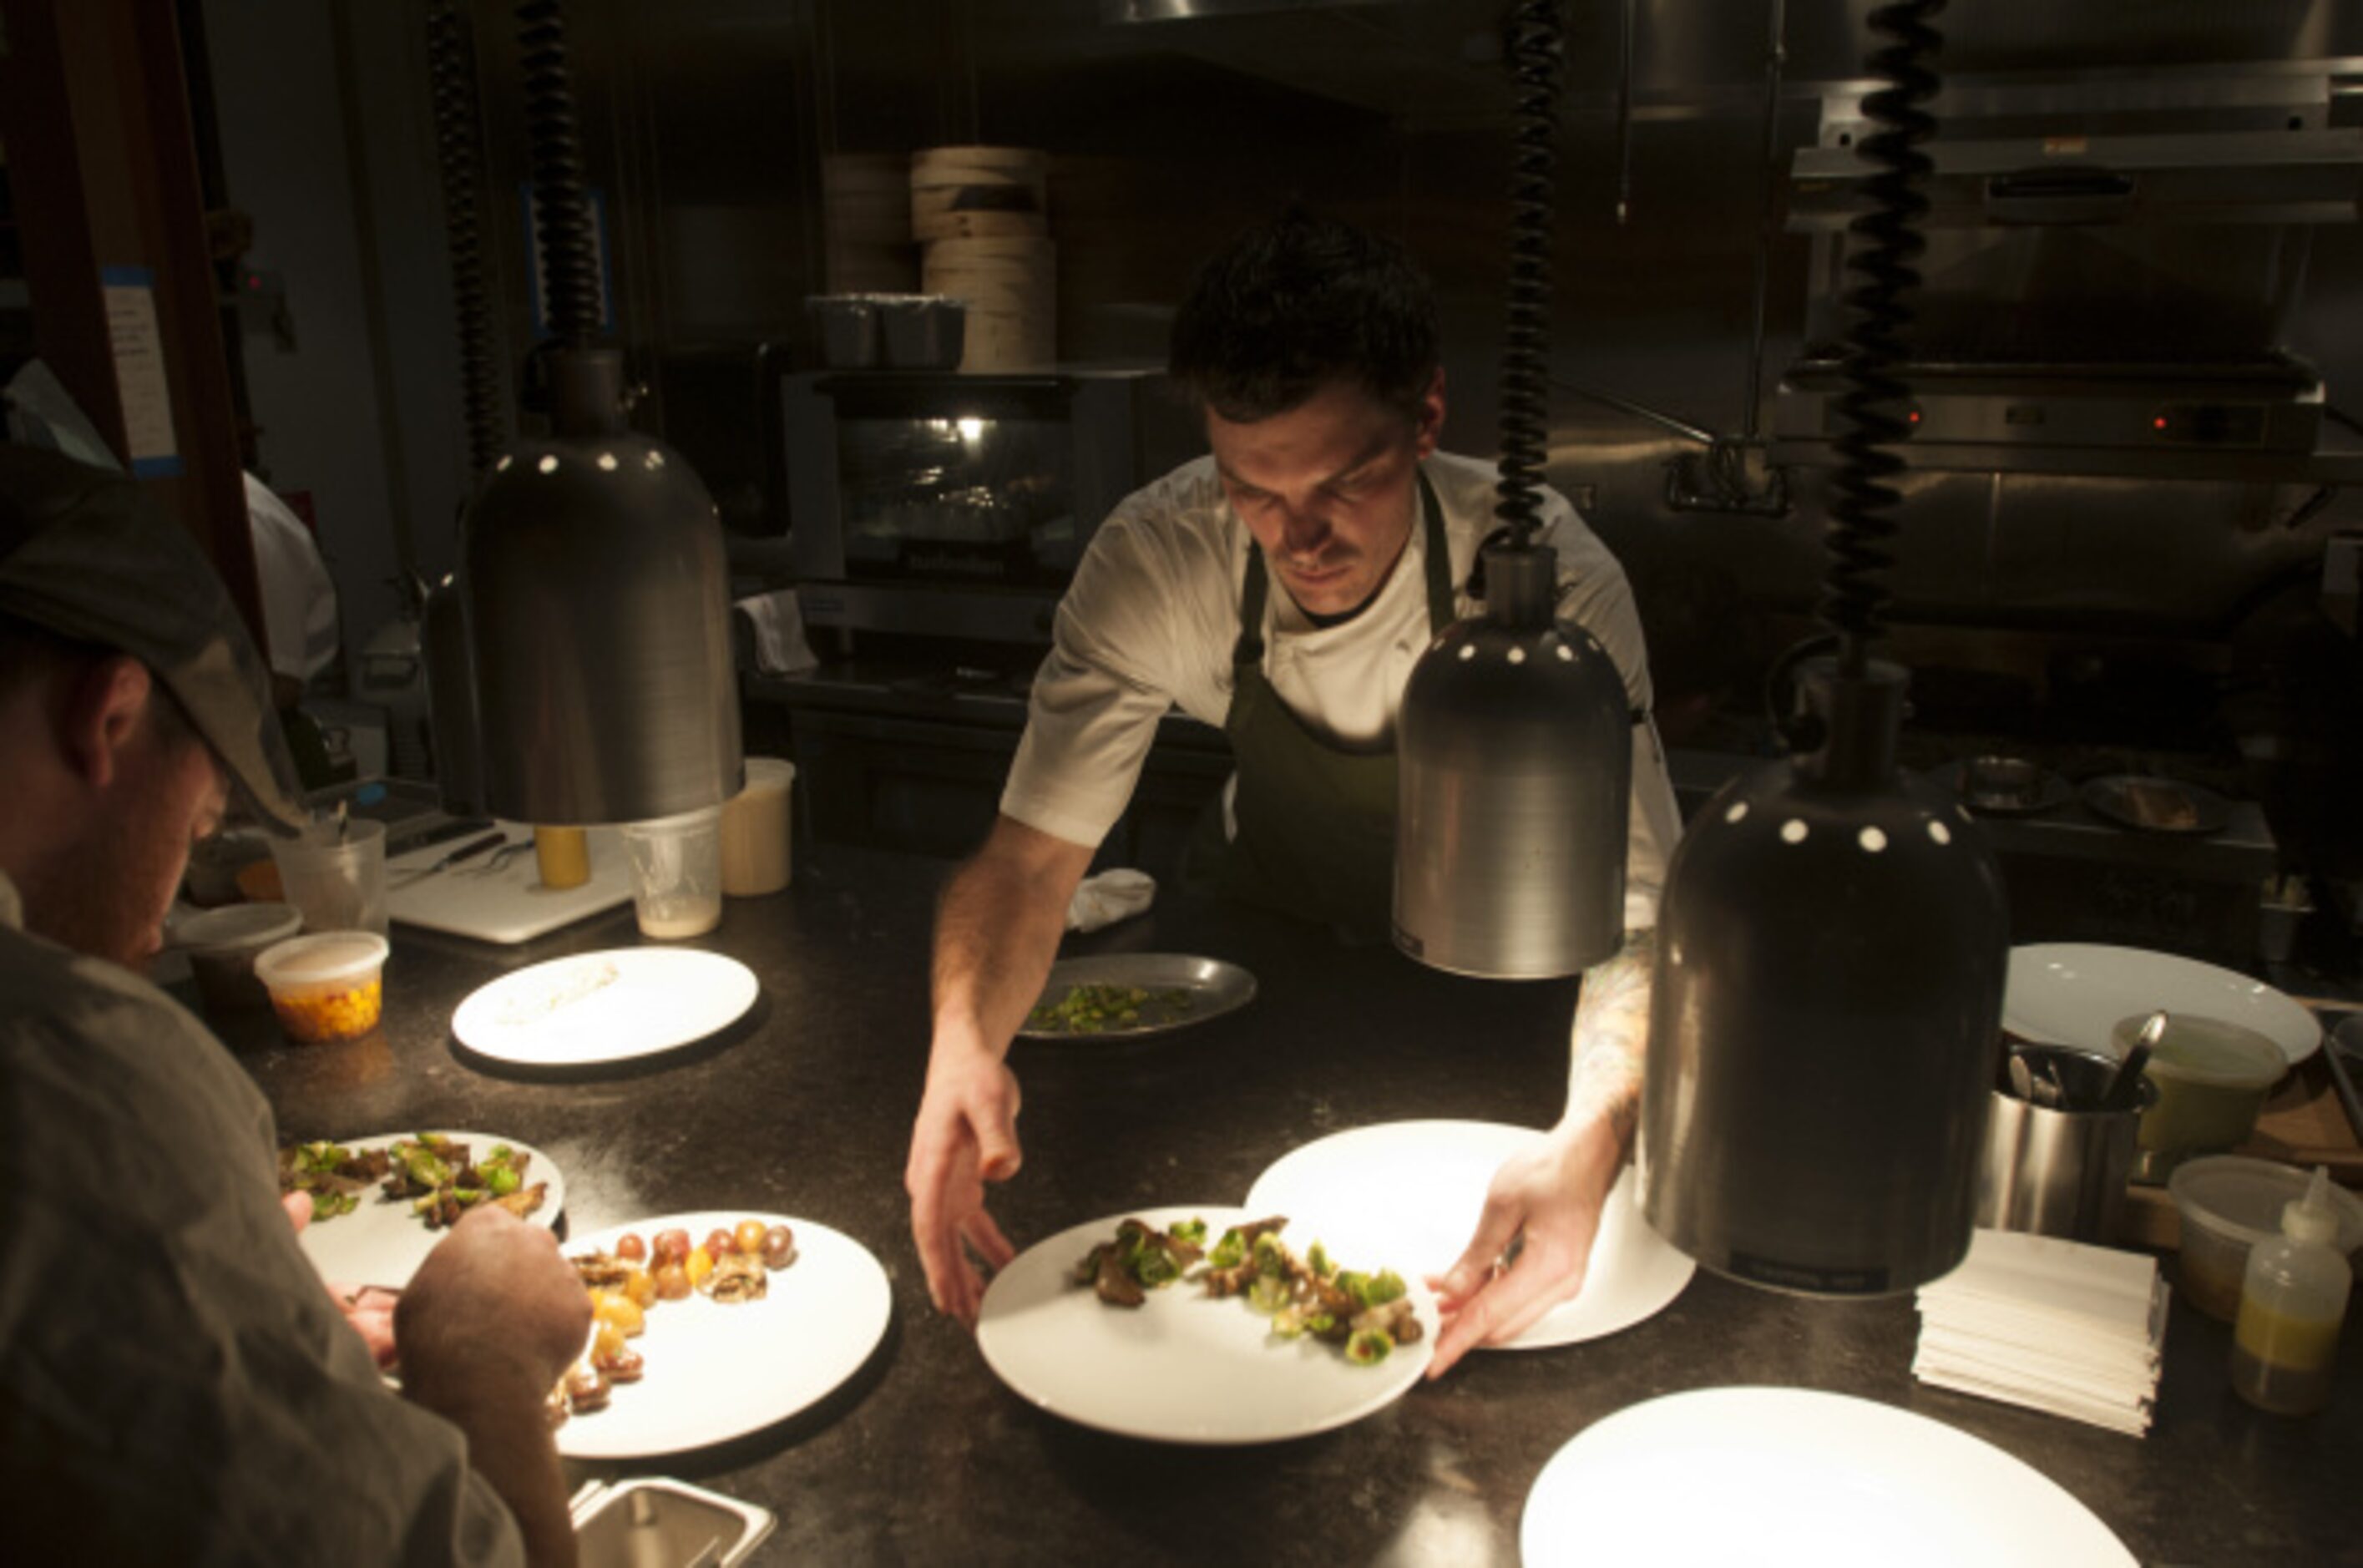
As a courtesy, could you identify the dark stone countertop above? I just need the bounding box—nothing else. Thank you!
[224,847,2361,1567]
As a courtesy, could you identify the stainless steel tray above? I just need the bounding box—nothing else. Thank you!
[1016,953,1256,1042]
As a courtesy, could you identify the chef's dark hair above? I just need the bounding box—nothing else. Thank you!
[1170,209,1440,425]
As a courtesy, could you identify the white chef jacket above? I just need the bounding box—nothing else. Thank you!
[1002,450,1682,931]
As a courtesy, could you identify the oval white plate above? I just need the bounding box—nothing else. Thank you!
[557,1211,891,1459]
[292,1130,564,1289]
[1245,1120,1693,1348]
[2004,943,2320,1066]
[975,1204,1434,1444]
[451,948,760,1067]
[1522,1387,2135,1568]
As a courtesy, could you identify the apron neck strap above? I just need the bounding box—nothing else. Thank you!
[1232,463,1455,673]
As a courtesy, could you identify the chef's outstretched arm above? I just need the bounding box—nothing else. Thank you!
[906,813,1095,1327]
[1424,927,1656,1377]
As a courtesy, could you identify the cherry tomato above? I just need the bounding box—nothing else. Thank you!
[759,1224,795,1270]
[623,1267,658,1309]
[703,1227,738,1259]
[734,1218,769,1257]
[615,1232,647,1263]
[651,1262,691,1301]
[594,1293,645,1338]
[592,1322,626,1363]
[685,1245,716,1290]
[651,1228,691,1266]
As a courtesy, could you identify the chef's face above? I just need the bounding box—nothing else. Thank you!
[49,685,228,969]
[1206,372,1445,621]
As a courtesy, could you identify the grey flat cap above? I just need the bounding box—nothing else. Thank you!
[0,443,306,832]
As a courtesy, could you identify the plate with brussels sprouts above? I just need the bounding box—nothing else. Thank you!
[281,1130,564,1289]
[974,1205,1434,1444]
[1016,954,1255,1042]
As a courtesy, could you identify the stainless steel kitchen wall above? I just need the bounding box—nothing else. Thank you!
[437,0,2361,751]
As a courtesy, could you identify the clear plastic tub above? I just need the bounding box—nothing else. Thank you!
[2113,1012,2287,1180]
[170,902,303,1014]
[2167,1156,2363,1321]
[254,930,390,1044]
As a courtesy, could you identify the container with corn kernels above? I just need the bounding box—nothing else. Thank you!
[254,931,390,1044]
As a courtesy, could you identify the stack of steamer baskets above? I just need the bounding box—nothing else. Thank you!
[910,145,1055,372]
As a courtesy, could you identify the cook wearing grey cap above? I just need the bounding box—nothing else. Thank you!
[0,443,307,834]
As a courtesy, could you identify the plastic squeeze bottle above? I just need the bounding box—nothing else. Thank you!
[2229,1166,2352,1415]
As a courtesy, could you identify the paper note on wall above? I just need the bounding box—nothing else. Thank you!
[100,265,183,478]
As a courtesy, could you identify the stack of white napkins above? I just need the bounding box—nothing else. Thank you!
[1913,1227,2167,1437]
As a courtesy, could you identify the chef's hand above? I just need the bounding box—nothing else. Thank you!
[906,1044,1023,1328]
[396,1206,592,1399]
[281,1189,401,1368]
[1424,1113,1624,1378]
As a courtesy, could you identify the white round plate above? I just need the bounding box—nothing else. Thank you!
[2004,943,2320,1066]
[1244,1120,1693,1348]
[292,1130,564,1290]
[1521,1387,2135,1568]
[975,1204,1434,1444]
[451,948,760,1067]
[557,1211,891,1459]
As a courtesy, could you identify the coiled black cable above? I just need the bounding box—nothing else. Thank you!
[1494,0,1565,559]
[426,2,506,478]
[516,0,600,350]
[1821,0,1942,678]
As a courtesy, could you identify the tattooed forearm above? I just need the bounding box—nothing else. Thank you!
[1565,928,1657,1151]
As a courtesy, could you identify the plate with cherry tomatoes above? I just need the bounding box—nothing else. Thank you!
[554,1210,892,1459]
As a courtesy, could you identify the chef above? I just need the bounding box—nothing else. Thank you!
[0,443,589,1564]
[903,212,1683,1375]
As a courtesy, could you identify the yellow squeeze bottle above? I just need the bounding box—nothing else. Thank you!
[2229,1166,2351,1416]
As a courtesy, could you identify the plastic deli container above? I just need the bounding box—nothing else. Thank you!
[2167,1156,2363,1321]
[2114,1013,2288,1180]
[253,931,390,1044]
[171,902,303,1014]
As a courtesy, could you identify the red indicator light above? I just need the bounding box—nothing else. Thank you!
[2153,415,2168,431]
[1906,409,1920,424]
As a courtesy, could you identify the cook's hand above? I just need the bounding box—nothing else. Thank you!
[1424,1115,1623,1378]
[280,1190,402,1368]
[906,1045,1022,1328]
[396,1206,591,1399]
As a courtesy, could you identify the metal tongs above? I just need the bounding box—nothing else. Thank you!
[387,829,510,888]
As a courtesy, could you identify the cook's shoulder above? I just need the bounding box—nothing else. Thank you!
[1055,454,1238,675]
[1093,453,1235,562]
[0,928,269,1139]
[1424,449,1623,577]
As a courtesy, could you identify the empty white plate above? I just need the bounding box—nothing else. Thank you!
[451,948,760,1068]
[1522,1387,2134,1567]
[2005,943,2320,1066]
[1245,1120,1693,1348]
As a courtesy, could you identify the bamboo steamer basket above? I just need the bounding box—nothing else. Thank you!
[924,237,1055,372]
[910,145,1049,244]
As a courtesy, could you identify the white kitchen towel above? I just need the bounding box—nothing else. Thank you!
[1066,869,1155,933]
[735,590,819,675]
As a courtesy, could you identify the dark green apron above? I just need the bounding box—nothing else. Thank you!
[1186,468,1456,938]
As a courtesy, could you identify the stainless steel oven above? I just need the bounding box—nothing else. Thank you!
[781,364,1198,643]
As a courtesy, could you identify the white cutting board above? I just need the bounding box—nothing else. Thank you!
[386,825,634,944]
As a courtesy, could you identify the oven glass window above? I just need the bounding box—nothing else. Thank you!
[837,413,1076,587]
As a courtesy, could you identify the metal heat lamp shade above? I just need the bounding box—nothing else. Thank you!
[1394,543,1632,979]
[1637,658,2007,1295]
[462,348,742,823]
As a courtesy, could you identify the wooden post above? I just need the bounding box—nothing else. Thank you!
[0,0,266,653]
